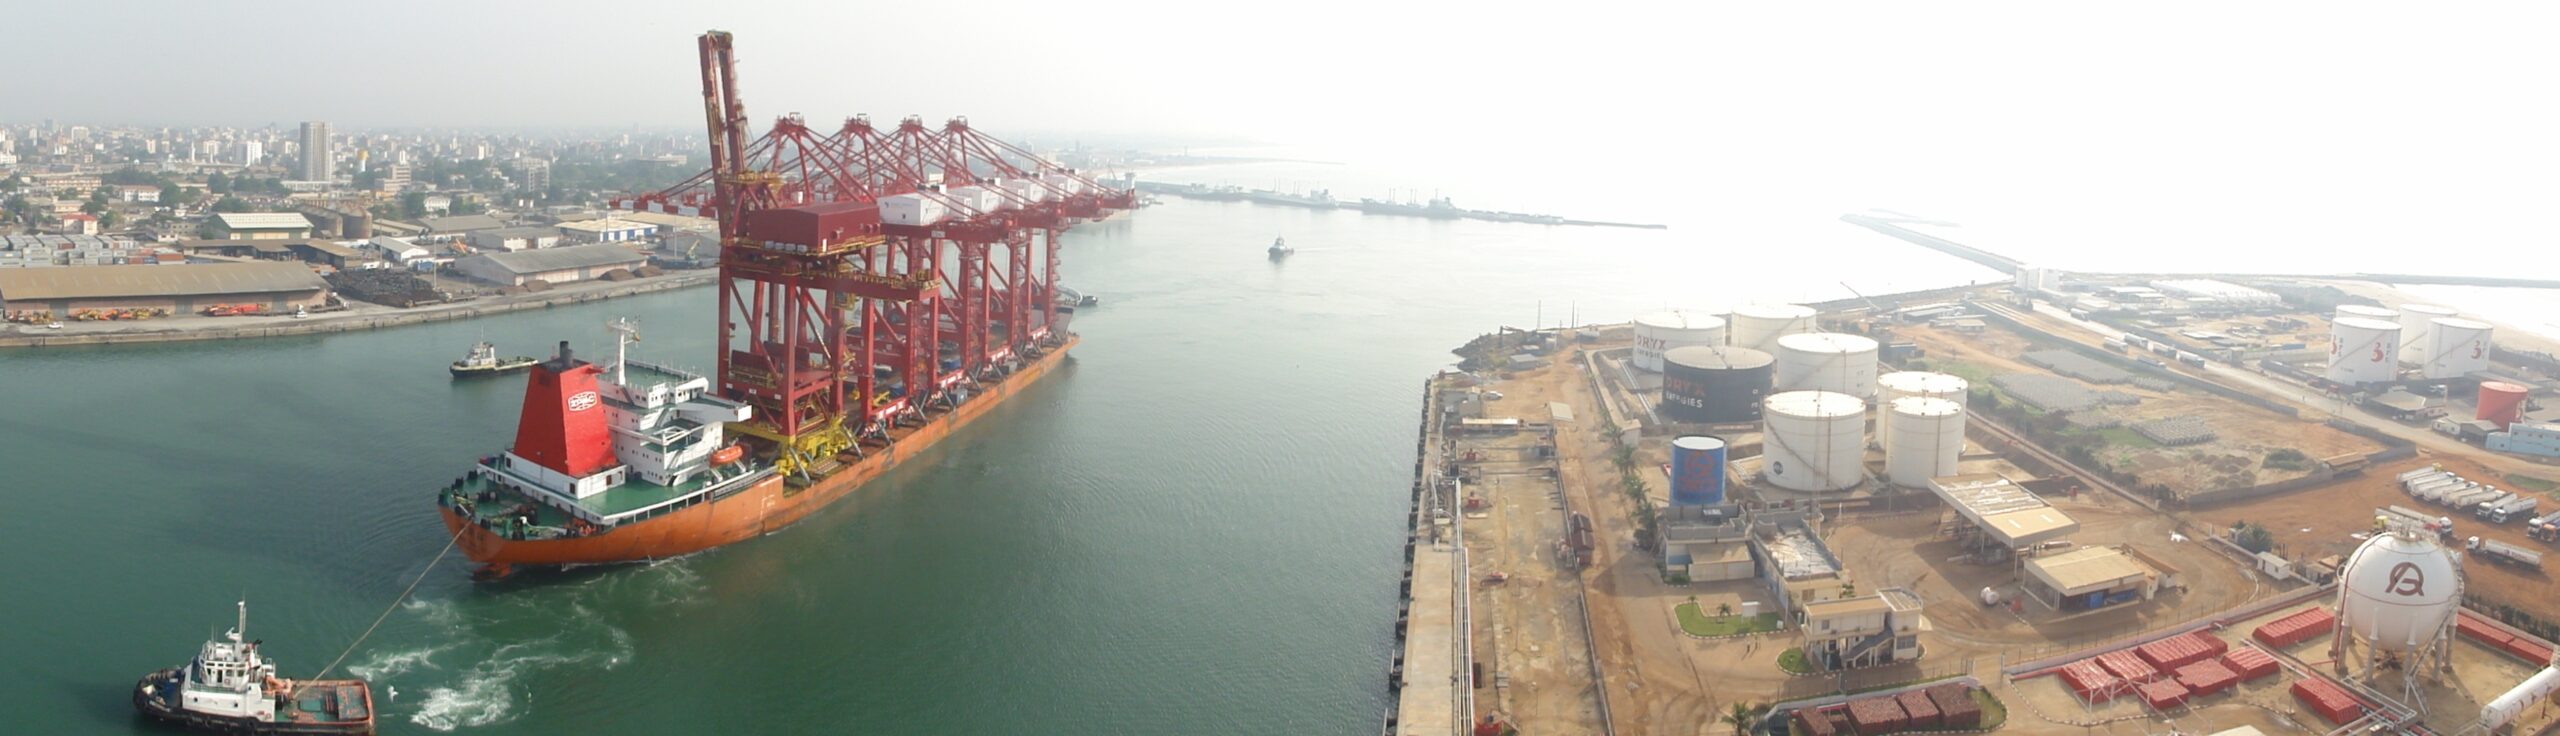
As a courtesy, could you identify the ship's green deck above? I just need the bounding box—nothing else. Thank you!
[454,460,755,526]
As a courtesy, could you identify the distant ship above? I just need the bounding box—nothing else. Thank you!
[132,602,376,735]
[450,341,538,378]
[1357,196,1464,220]
[1268,236,1295,259]
[1245,188,1338,209]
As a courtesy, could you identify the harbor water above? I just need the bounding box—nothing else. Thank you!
[0,175,2001,733]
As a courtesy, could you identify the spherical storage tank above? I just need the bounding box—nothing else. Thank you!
[1886,397,1966,487]
[2395,304,2461,364]
[2422,317,2494,380]
[2324,317,2400,385]
[2479,381,2530,429]
[1669,435,1728,506]
[1729,303,1817,353]
[1661,346,1774,424]
[2336,531,2461,652]
[1631,310,1728,373]
[1775,333,1879,398]
[1876,371,1968,455]
[1761,390,1867,492]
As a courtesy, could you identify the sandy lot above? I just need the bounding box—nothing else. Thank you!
[1463,363,1609,734]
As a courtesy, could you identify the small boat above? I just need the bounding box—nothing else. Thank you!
[1268,236,1294,259]
[133,601,376,735]
[450,341,538,378]
[1054,287,1099,310]
[44,321,63,330]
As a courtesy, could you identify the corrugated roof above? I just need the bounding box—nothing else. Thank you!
[473,226,561,240]
[2028,546,2153,592]
[0,262,326,302]
[464,243,647,275]
[420,214,507,232]
[214,212,314,230]
[556,218,652,233]
[612,210,716,230]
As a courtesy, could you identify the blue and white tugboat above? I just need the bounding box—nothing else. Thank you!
[1267,236,1295,259]
[133,602,375,735]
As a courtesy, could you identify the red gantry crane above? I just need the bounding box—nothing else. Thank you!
[618,31,1134,474]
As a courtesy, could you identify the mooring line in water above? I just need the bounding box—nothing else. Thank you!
[303,524,469,689]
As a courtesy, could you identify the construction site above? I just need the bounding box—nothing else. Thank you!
[1387,275,2560,736]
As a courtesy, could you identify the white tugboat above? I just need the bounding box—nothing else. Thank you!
[1267,235,1294,259]
[449,341,539,378]
[133,601,375,734]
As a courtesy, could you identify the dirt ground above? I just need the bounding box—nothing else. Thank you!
[2197,453,2560,623]
[1462,363,1607,734]
[1899,321,2380,497]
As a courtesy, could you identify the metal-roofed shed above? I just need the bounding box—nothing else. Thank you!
[0,261,328,314]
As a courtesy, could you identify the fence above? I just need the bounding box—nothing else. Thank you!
[1775,659,1977,703]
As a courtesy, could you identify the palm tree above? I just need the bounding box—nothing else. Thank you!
[1716,602,1733,619]
[1721,702,1768,736]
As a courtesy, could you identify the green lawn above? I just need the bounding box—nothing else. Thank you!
[1975,689,2008,730]
[2505,474,2559,493]
[1674,603,1782,637]
[2094,426,2160,448]
[1777,647,1812,675]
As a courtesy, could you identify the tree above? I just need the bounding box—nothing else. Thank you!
[0,174,21,191]
[1716,602,1733,619]
[212,195,252,213]
[79,200,104,216]
[399,192,427,219]
[158,183,183,206]
[208,172,231,194]
[1720,702,1769,736]
[99,211,122,230]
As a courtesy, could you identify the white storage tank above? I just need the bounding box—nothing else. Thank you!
[1774,332,1880,398]
[2336,531,2461,652]
[1631,311,1728,373]
[1886,397,1966,487]
[1729,303,1817,353]
[1761,390,1868,492]
[2395,304,2461,365]
[2423,318,2495,379]
[1876,371,1968,455]
[2337,304,2401,323]
[2325,317,2400,385]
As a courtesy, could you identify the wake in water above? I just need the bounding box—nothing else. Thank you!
[347,560,700,730]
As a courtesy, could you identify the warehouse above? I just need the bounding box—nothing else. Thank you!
[468,226,563,252]
[451,243,647,286]
[210,213,316,240]
[556,218,655,243]
[2021,546,2160,612]
[0,261,328,314]
[1929,474,2080,553]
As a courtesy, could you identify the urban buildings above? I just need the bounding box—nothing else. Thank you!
[298,121,331,181]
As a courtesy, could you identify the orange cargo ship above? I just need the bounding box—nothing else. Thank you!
[437,322,1074,578]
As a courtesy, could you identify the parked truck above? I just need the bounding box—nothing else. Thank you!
[2529,510,2560,543]
[2444,485,2505,510]
[2175,351,2208,368]
[2469,536,2545,568]
[2398,465,2448,484]
[2380,505,2455,539]
[2401,470,2454,492]
[2411,477,2467,503]
[2482,496,2541,524]
[2469,491,2517,518]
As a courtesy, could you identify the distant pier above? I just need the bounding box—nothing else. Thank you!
[1138,182,1667,230]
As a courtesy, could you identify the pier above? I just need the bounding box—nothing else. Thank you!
[1138,182,1667,230]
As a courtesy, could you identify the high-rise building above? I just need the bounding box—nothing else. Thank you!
[379,164,411,194]
[298,121,332,181]
[240,141,263,166]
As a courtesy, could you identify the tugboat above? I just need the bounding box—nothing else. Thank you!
[133,601,376,735]
[1267,236,1295,259]
[449,341,538,378]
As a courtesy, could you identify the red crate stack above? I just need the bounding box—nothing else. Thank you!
[2220,647,2281,681]
[2252,608,2336,648]
[2096,650,2160,682]
[1895,689,1942,729]
[2174,659,2239,698]
[2457,615,2514,648]
[1927,684,1983,729]
[1846,696,1909,735]
[2290,678,2366,725]
[2137,679,2191,710]
[2137,634,2210,670]
[1796,708,1837,736]
[2060,659,2126,703]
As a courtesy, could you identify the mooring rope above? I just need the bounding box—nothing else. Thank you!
[300,523,468,691]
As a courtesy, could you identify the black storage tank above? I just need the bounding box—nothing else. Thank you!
[1661,345,1773,424]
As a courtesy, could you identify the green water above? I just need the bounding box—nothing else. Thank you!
[0,192,1998,733]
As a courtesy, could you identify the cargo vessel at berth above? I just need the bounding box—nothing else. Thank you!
[437,320,1075,577]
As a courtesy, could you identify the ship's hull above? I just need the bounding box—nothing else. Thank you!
[440,336,1076,567]
[448,360,536,377]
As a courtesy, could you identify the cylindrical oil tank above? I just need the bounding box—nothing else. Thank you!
[1669,435,1728,506]
[1886,397,1966,487]
[2337,532,2461,652]
[1774,333,1880,398]
[2423,318,2495,379]
[2337,304,2401,323]
[1876,371,1968,455]
[2479,381,2531,429]
[2325,317,2400,385]
[1631,310,1727,373]
[1661,346,1773,424]
[1761,390,1868,492]
[2396,304,2461,364]
[1729,303,1817,353]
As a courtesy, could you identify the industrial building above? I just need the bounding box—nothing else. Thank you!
[1928,474,2079,553]
[611,210,718,234]
[1798,587,1925,671]
[556,218,655,243]
[2145,279,2280,308]
[2488,422,2560,458]
[2021,546,2160,612]
[0,261,328,314]
[468,227,563,252]
[368,237,432,266]
[418,214,507,236]
[451,243,646,286]
[211,213,316,240]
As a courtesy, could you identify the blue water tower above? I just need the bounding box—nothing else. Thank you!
[1670,435,1727,506]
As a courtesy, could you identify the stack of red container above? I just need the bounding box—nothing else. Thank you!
[2252,608,2336,648]
[2136,632,2228,670]
[2290,678,2366,725]
[2219,647,2281,681]
[2060,659,2126,703]
[1927,684,1983,729]
[2136,679,2191,710]
[2173,659,2239,698]
[1847,696,1908,735]
[2095,650,2160,682]
[1795,707,1837,736]
[1895,689,1941,729]
[2460,611,2560,664]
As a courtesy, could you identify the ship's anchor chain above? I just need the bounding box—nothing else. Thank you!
[293,523,469,696]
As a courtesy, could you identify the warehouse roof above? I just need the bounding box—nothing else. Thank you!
[1932,474,2079,546]
[474,226,561,240]
[461,243,646,275]
[0,261,326,302]
[214,212,315,231]
[611,210,716,231]
[420,214,507,233]
[557,218,653,234]
[2028,546,2153,593]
